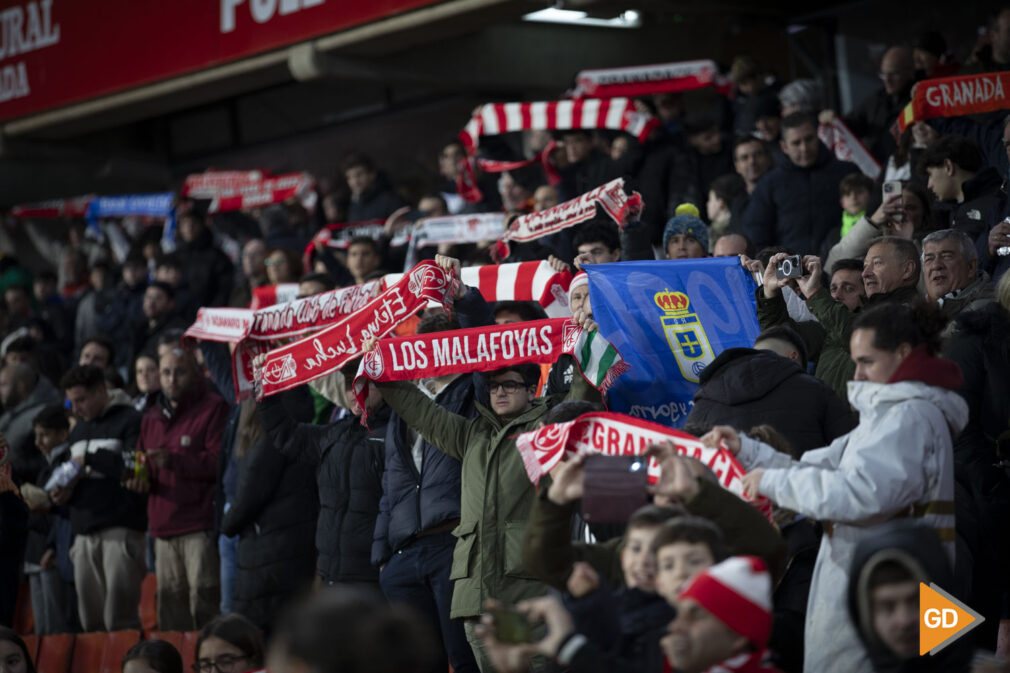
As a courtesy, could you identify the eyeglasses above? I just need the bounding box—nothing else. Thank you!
[488,381,529,394]
[192,654,249,673]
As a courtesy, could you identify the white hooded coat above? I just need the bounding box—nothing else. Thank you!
[736,378,968,673]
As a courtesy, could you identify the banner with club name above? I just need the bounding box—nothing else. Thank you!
[584,258,761,428]
[182,169,317,213]
[514,411,772,519]
[897,70,1010,132]
[353,319,628,422]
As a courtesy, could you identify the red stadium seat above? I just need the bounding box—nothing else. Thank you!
[180,631,201,672]
[69,632,106,673]
[139,573,158,632]
[102,631,141,672]
[35,633,74,673]
[145,630,183,650]
[21,634,38,666]
[13,579,33,634]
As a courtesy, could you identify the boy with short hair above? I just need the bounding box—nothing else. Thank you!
[839,173,873,238]
[652,515,728,606]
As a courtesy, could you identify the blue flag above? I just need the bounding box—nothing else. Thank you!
[585,258,761,428]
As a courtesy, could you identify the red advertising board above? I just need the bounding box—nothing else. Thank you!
[0,0,441,122]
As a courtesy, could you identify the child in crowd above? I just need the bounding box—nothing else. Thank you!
[652,516,727,606]
[839,173,873,239]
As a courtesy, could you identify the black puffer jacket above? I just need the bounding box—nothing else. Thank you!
[951,166,1004,241]
[372,374,476,566]
[221,433,318,630]
[175,228,234,309]
[259,391,390,583]
[739,144,859,255]
[686,348,857,455]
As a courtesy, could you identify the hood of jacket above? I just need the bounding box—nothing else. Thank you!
[961,166,1004,202]
[695,348,803,405]
[847,522,972,673]
[847,374,969,437]
[11,374,60,415]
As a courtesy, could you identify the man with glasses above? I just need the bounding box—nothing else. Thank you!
[366,260,603,672]
[840,46,916,163]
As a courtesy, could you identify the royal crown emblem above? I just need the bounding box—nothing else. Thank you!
[654,289,714,383]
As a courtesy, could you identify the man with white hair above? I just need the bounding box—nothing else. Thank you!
[921,229,995,318]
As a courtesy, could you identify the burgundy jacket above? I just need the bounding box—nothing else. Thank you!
[140,377,229,538]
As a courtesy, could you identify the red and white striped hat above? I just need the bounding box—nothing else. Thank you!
[678,556,773,648]
[568,271,588,303]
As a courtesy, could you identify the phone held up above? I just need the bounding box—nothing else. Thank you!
[775,254,804,280]
[580,455,649,524]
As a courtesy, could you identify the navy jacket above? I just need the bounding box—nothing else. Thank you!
[372,373,477,566]
[739,144,859,255]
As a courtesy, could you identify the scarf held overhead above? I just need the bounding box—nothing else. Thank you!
[897,70,1010,131]
[352,318,629,419]
[818,119,881,179]
[459,98,659,154]
[182,169,317,213]
[493,177,643,260]
[514,411,772,518]
[255,261,454,398]
[569,59,732,99]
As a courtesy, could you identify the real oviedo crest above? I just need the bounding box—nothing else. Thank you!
[654,289,714,383]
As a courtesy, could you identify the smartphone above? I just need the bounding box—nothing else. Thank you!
[883,180,904,222]
[581,455,649,524]
[491,607,534,644]
[775,254,804,280]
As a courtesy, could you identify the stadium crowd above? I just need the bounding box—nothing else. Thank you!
[2,11,1010,673]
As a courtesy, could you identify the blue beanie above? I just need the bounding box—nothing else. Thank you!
[663,204,710,252]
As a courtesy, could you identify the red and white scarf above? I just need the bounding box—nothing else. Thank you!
[493,178,642,260]
[353,319,628,421]
[383,260,573,317]
[255,261,454,398]
[897,70,1010,132]
[818,119,881,179]
[569,60,732,99]
[456,140,563,203]
[515,411,773,518]
[249,284,300,310]
[10,194,94,218]
[186,280,382,344]
[459,98,659,154]
[182,169,317,213]
[411,213,506,248]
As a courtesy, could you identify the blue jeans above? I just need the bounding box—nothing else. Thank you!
[218,533,238,614]
[379,532,478,673]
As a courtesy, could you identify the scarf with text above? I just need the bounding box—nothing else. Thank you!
[182,169,317,213]
[459,98,659,155]
[10,194,94,219]
[492,178,642,261]
[818,119,881,179]
[250,284,299,310]
[569,60,732,99]
[255,261,454,398]
[515,411,772,518]
[352,318,628,421]
[897,70,1010,132]
[186,280,382,343]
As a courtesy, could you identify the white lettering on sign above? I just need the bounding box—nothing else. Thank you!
[924,76,1006,109]
[0,0,60,105]
[221,0,325,33]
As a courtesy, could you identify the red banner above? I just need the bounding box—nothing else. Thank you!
[10,195,93,218]
[182,170,316,213]
[897,70,1010,132]
[256,260,453,398]
[0,0,442,123]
